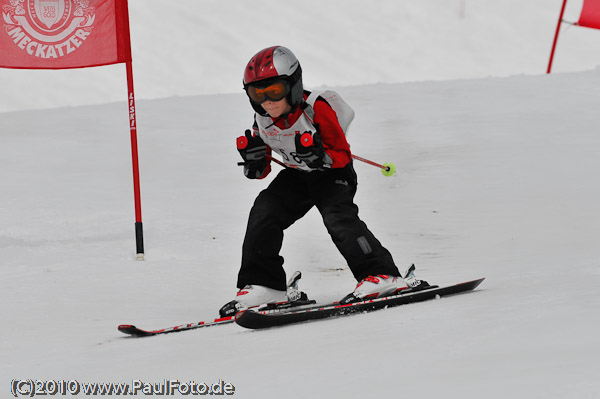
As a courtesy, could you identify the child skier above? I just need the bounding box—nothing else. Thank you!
[219,46,427,317]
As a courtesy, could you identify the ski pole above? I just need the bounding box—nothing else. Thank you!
[350,154,395,176]
[236,154,288,168]
[298,132,396,177]
[266,154,286,167]
[237,133,396,177]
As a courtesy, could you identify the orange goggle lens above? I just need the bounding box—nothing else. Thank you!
[246,81,289,104]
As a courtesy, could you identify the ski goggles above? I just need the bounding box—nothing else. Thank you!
[245,80,290,104]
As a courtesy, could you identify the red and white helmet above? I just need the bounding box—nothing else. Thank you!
[243,46,303,114]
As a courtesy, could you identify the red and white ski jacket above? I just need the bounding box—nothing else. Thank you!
[251,92,352,178]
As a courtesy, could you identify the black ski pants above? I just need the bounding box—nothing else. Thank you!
[237,162,400,290]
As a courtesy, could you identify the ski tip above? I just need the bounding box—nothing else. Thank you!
[118,324,152,337]
[466,277,485,290]
[118,324,135,334]
[118,324,137,333]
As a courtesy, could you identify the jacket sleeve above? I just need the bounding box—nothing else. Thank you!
[312,99,352,168]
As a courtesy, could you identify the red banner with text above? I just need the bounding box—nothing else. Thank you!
[1,0,131,69]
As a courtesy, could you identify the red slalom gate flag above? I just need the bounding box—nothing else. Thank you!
[548,0,600,73]
[1,0,144,260]
[577,0,600,30]
[0,0,131,69]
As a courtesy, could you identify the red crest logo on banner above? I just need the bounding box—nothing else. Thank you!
[1,0,131,69]
[34,0,69,29]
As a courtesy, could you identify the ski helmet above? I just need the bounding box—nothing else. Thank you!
[243,46,303,115]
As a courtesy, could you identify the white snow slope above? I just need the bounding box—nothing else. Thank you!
[1,70,599,398]
[2,1,600,399]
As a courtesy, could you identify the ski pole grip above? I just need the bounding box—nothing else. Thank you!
[237,136,249,166]
[299,132,313,147]
[236,135,248,150]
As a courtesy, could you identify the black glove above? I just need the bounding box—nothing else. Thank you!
[295,132,326,168]
[237,129,267,179]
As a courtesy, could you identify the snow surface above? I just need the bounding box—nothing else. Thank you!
[2,1,600,398]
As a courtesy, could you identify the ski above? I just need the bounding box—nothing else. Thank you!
[118,270,315,337]
[118,298,317,337]
[235,277,485,329]
[118,316,234,337]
